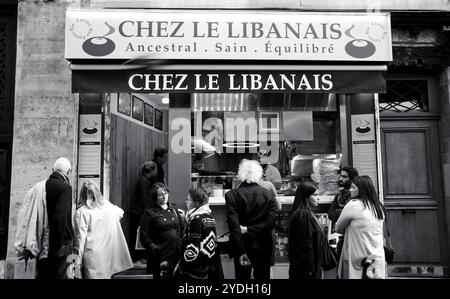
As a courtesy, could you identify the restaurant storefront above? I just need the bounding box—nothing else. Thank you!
[65,9,392,278]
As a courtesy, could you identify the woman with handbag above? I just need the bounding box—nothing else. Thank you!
[288,182,332,279]
[335,176,387,279]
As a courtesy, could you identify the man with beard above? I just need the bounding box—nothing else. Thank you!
[327,166,359,260]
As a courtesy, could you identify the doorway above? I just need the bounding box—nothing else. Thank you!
[380,77,447,277]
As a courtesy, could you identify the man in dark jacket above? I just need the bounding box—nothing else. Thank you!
[327,166,358,259]
[225,159,277,280]
[43,157,76,279]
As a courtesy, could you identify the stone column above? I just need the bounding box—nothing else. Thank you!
[5,1,78,277]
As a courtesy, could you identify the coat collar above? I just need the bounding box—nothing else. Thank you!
[49,171,70,185]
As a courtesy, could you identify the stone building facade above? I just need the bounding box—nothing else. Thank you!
[2,0,450,278]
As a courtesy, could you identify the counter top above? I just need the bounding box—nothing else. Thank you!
[209,195,334,206]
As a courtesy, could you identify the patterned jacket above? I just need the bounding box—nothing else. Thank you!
[178,213,221,279]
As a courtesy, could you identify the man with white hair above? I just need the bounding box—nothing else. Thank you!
[225,159,277,280]
[43,157,76,279]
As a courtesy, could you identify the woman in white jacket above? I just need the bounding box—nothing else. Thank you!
[75,180,133,279]
[335,175,387,279]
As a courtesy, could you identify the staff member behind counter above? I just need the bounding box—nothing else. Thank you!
[258,149,282,190]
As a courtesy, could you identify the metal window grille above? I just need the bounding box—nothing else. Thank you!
[378,80,429,113]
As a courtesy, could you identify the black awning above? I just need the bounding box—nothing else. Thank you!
[71,64,386,93]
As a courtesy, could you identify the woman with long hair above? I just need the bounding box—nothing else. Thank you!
[140,183,184,279]
[336,175,386,279]
[288,181,326,279]
[75,180,133,278]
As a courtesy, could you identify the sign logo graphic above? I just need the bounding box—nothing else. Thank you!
[344,25,376,59]
[82,22,116,57]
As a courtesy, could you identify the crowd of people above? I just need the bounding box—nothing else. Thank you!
[14,151,388,280]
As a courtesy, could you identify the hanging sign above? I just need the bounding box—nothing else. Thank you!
[66,10,392,61]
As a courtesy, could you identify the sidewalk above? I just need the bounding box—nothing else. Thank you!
[0,260,4,279]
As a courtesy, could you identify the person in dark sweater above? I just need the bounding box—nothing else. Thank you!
[288,181,326,279]
[132,161,158,265]
[140,183,184,279]
[152,148,168,185]
[176,188,223,280]
[225,159,277,280]
[44,157,76,279]
[327,166,359,260]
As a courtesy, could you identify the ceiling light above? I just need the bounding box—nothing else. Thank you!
[222,142,260,149]
[162,97,169,104]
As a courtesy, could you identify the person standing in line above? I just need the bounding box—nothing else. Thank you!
[132,161,158,268]
[225,159,277,280]
[175,188,223,280]
[258,149,282,190]
[335,175,386,279]
[288,182,326,279]
[327,166,359,260]
[153,148,168,185]
[44,157,77,279]
[75,180,133,279]
[140,183,184,279]
[256,154,282,271]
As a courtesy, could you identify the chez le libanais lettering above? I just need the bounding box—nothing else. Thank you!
[127,73,333,92]
[119,20,341,55]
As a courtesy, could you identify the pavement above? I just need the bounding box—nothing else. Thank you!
[0,260,4,279]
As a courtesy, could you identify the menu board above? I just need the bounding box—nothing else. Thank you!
[351,114,378,190]
[78,114,102,194]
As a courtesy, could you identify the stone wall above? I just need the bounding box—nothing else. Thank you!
[6,0,78,270]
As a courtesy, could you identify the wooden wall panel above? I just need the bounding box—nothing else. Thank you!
[387,209,441,263]
[110,114,166,242]
[384,130,430,196]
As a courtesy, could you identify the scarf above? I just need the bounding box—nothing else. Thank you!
[185,204,212,224]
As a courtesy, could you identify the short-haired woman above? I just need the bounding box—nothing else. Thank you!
[288,181,326,279]
[75,180,133,279]
[140,183,184,279]
[336,175,386,279]
[175,188,223,280]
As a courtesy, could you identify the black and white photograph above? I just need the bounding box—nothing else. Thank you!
[2,1,450,291]
[144,103,154,127]
[132,95,144,121]
[154,108,163,131]
[117,93,131,116]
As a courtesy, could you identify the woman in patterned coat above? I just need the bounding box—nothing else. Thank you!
[175,188,223,280]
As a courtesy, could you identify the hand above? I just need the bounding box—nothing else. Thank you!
[150,244,160,255]
[160,261,169,270]
[240,225,248,234]
[18,249,35,262]
[239,254,251,268]
[178,209,186,219]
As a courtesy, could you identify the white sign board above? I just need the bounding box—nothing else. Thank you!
[351,114,378,190]
[78,114,102,196]
[66,10,392,61]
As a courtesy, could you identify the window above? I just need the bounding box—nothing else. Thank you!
[379,80,429,113]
